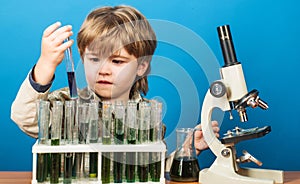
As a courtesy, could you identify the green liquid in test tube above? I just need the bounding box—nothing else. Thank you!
[101,101,113,183]
[125,100,138,182]
[50,101,63,184]
[64,100,76,184]
[138,102,151,182]
[150,100,163,182]
[37,100,50,182]
[113,101,125,183]
[88,101,99,179]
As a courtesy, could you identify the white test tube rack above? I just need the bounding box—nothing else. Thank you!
[31,141,166,184]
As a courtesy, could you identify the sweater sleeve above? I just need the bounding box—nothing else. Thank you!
[11,71,50,138]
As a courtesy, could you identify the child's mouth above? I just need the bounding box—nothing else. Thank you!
[97,80,113,85]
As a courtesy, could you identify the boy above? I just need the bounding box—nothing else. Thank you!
[11,5,219,163]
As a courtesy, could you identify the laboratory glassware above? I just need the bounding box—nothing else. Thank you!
[138,102,151,182]
[113,101,125,183]
[125,100,138,182]
[88,101,99,179]
[50,101,63,184]
[64,100,76,184]
[102,101,113,183]
[64,37,78,99]
[150,100,163,182]
[170,128,200,182]
[37,100,50,182]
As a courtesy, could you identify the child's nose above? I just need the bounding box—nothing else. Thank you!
[98,61,111,75]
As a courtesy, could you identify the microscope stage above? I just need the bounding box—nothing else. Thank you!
[221,126,271,144]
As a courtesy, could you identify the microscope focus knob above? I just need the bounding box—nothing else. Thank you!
[210,81,226,98]
[237,150,263,166]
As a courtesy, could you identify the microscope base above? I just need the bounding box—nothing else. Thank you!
[199,162,284,184]
[238,167,284,183]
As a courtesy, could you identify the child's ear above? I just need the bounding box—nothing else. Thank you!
[137,60,149,77]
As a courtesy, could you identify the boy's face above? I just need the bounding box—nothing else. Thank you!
[83,48,148,101]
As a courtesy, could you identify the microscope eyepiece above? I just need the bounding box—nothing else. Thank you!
[217,25,240,67]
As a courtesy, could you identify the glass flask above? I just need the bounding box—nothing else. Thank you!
[170,128,200,182]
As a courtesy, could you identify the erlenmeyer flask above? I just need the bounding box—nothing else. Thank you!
[170,128,200,182]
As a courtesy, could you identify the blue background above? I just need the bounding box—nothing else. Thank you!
[1,0,299,171]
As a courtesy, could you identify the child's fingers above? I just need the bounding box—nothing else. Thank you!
[53,30,73,46]
[43,22,61,38]
[211,120,219,127]
[58,38,74,51]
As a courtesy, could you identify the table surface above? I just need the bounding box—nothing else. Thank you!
[0,171,299,184]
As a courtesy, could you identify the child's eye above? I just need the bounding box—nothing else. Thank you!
[89,57,100,62]
[112,59,124,64]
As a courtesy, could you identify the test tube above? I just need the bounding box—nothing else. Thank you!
[150,100,163,182]
[64,100,76,144]
[113,101,125,183]
[125,100,138,182]
[50,101,63,184]
[72,101,82,180]
[72,100,79,144]
[88,101,99,179]
[78,103,89,144]
[64,153,72,184]
[37,100,50,182]
[75,103,90,181]
[138,102,151,182]
[38,100,50,145]
[102,101,113,183]
[89,101,99,143]
[64,37,78,99]
[64,100,76,184]
[72,153,83,179]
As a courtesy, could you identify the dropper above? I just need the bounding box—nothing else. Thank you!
[64,37,78,99]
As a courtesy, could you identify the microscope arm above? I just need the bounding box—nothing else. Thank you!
[201,80,231,157]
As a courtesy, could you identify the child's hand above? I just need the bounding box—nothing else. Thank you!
[194,121,220,155]
[34,22,73,85]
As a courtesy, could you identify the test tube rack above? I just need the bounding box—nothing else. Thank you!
[31,141,166,184]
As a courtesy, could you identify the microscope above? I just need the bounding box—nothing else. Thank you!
[198,25,284,184]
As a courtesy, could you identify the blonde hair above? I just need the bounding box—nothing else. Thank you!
[77,5,157,97]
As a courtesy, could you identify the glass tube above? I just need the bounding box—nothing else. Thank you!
[74,103,90,181]
[64,37,78,99]
[50,101,63,184]
[150,100,163,182]
[37,100,50,145]
[64,100,75,144]
[101,101,113,183]
[113,101,125,183]
[89,101,99,143]
[125,100,138,182]
[72,100,79,144]
[88,101,99,179]
[71,100,82,180]
[37,153,48,183]
[72,153,83,179]
[138,102,151,182]
[63,153,72,184]
[64,100,76,184]
[78,103,89,144]
[37,100,50,182]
